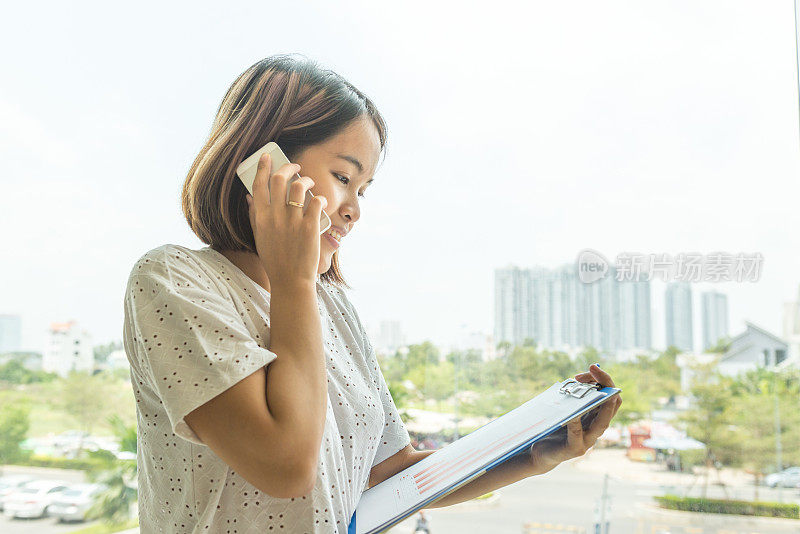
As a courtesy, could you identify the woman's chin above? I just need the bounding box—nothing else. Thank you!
[318,256,332,275]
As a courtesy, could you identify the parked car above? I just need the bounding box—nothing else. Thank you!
[48,483,108,522]
[2,479,69,519]
[0,475,37,511]
[765,467,800,488]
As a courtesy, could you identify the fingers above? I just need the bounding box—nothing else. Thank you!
[271,162,301,213]
[565,417,584,456]
[285,174,315,220]
[584,398,616,443]
[253,151,300,210]
[253,153,273,208]
[306,193,328,232]
[611,394,622,418]
[588,364,614,387]
[574,372,597,383]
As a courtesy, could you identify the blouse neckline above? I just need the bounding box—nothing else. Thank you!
[202,246,322,297]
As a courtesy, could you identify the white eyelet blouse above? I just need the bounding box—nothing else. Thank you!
[122,244,410,533]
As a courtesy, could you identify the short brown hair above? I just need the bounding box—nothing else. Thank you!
[181,54,388,289]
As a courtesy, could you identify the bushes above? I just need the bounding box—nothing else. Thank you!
[11,453,109,471]
[655,494,799,519]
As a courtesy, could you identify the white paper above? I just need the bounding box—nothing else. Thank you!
[353,381,617,534]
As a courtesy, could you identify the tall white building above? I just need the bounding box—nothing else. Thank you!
[494,264,651,353]
[375,320,405,356]
[665,282,694,352]
[42,320,93,377]
[0,314,22,354]
[701,290,729,350]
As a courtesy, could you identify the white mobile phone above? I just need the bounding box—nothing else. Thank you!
[235,141,332,235]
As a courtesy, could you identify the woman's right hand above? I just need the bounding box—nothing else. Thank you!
[245,152,327,288]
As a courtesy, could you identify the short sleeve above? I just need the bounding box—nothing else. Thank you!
[337,290,411,467]
[124,250,277,446]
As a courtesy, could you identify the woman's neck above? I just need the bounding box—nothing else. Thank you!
[214,247,271,294]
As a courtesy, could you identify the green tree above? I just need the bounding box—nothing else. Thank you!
[0,401,31,465]
[706,336,731,354]
[59,371,115,454]
[726,368,800,499]
[93,340,123,366]
[84,414,138,525]
[678,362,737,498]
[0,359,58,384]
[85,452,137,525]
[406,360,455,402]
[403,342,442,369]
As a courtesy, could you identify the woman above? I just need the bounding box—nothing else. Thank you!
[122,54,621,533]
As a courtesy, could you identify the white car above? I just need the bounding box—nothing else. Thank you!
[765,467,800,488]
[2,479,69,519]
[48,483,107,522]
[0,475,37,511]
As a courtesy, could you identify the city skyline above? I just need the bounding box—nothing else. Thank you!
[0,276,792,361]
[495,264,652,353]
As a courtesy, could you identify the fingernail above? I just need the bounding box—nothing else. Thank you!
[594,363,601,368]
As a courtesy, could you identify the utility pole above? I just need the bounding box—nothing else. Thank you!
[594,473,611,534]
[454,349,461,440]
[773,370,783,502]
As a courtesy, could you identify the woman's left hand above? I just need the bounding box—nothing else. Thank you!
[527,364,622,474]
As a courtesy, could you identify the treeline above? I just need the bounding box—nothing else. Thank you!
[379,341,800,483]
[380,341,682,425]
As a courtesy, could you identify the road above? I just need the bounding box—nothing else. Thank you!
[2,449,799,533]
[388,449,800,534]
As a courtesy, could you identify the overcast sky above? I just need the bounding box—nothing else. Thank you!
[1,1,799,355]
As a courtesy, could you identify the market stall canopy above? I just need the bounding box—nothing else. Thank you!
[642,436,706,451]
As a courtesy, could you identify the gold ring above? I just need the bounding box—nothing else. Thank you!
[287,201,304,208]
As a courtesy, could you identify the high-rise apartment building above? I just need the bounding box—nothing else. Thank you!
[0,314,22,354]
[665,282,694,352]
[494,264,652,352]
[701,290,729,350]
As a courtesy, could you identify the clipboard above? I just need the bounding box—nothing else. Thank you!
[348,378,621,534]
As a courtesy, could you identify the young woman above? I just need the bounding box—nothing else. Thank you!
[122,54,621,533]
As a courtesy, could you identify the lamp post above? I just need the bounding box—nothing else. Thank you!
[454,350,461,440]
[773,369,783,502]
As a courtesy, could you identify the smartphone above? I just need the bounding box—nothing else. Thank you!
[235,141,332,235]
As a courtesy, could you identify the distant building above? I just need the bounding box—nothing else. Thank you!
[375,320,405,356]
[701,290,729,350]
[665,282,693,352]
[42,320,93,377]
[0,314,22,354]
[494,263,651,354]
[719,322,789,376]
[451,325,497,362]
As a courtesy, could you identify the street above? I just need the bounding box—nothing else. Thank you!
[2,449,799,533]
[388,448,800,534]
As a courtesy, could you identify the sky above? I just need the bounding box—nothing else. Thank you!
[1,1,799,355]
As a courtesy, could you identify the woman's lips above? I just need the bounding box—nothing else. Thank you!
[324,232,340,248]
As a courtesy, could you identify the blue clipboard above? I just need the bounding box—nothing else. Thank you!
[348,379,620,534]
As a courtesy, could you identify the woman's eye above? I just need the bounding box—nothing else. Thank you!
[334,173,366,198]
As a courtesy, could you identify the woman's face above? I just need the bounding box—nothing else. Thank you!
[293,115,382,275]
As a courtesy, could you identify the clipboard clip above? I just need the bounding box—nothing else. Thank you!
[559,379,601,398]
